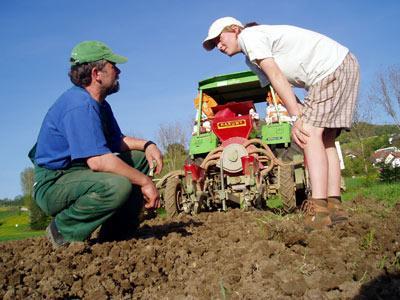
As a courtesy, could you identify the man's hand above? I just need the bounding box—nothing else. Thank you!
[145,144,163,174]
[141,178,160,209]
[87,153,161,209]
[291,119,310,149]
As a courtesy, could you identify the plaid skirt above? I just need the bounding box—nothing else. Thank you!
[302,52,360,129]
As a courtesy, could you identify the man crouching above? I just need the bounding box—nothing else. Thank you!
[30,41,163,248]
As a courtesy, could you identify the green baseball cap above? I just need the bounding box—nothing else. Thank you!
[70,40,128,65]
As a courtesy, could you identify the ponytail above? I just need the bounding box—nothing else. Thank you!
[244,22,259,28]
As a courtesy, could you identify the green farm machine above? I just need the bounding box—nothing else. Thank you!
[157,71,309,216]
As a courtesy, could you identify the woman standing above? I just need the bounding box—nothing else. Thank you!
[203,17,360,230]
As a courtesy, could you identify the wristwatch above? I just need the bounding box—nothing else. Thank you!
[143,140,156,151]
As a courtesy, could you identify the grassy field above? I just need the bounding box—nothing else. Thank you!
[0,207,44,242]
[342,176,400,206]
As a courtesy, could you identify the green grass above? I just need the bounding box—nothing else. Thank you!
[266,195,284,210]
[0,207,44,242]
[343,176,400,206]
[360,228,375,250]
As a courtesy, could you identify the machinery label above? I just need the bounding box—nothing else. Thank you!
[217,119,247,129]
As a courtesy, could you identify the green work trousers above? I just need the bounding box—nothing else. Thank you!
[33,150,149,242]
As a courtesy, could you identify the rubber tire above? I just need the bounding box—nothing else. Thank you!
[279,164,296,213]
[164,177,183,218]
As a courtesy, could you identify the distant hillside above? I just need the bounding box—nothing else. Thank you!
[338,122,400,144]
[0,198,23,206]
[337,123,399,176]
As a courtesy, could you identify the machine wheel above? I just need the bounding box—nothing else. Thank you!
[164,177,184,217]
[278,164,296,213]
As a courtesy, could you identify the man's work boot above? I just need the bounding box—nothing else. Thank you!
[301,198,333,231]
[46,219,69,249]
[327,197,349,224]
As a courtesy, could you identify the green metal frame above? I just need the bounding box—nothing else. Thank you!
[198,71,268,105]
[189,132,218,156]
[190,70,293,155]
[261,123,291,145]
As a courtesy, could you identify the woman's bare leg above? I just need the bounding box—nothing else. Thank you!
[301,123,327,198]
[323,129,341,197]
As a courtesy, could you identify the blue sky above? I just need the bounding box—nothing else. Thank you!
[1,0,399,199]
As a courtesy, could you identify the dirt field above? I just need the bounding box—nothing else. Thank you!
[1,197,400,299]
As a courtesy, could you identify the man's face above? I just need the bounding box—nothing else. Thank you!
[216,29,241,57]
[98,62,121,95]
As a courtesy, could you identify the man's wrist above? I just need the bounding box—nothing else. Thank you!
[143,140,156,152]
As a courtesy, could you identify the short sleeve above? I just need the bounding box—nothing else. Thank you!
[62,105,111,160]
[238,29,273,63]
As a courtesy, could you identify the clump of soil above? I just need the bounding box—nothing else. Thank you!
[1,197,400,299]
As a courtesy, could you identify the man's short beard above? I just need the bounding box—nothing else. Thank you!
[106,81,120,96]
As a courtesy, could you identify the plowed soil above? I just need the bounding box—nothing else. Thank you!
[1,197,400,299]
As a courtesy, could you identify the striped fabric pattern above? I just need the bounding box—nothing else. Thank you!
[302,53,360,129]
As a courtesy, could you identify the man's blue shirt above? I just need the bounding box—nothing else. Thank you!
[35,86,123,170]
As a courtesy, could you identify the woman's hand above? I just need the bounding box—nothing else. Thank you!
[291,119,310,149]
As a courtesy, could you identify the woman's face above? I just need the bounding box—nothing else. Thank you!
[216,30,241,57]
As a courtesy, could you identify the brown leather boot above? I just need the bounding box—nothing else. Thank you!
[327,197,348,224]
[301,198,333,231]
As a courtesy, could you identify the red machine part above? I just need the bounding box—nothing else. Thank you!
[211,101,254,142]
[241,155,260,175]
[184,163,203,181]
[221,137,248,147]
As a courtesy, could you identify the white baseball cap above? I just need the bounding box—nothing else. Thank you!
[203,17,244,51]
